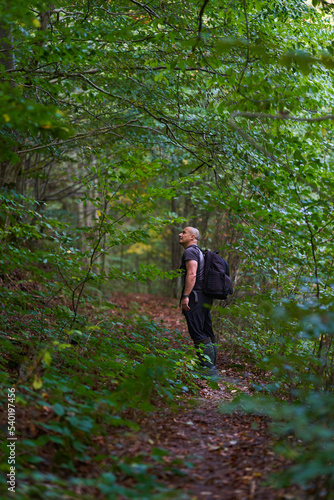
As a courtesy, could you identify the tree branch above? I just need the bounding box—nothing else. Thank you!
[198,0,210,38]
[231,110,334,123]
[128,0,159,19]
[228,111,334,196]
[17,120,138,154]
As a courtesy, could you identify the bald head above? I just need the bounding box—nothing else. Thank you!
[178,226,201,249]
[187,226,200,240]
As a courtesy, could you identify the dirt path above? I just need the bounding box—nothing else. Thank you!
[110,293,299,500]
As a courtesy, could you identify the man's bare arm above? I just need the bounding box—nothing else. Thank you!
[184,260,197,294]
[181,259,198,312]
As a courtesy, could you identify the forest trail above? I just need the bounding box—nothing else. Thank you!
[109,294,298,500]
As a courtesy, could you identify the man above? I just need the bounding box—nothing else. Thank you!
[178,226,218,377]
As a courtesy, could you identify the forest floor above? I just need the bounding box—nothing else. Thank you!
[108,293,302,500]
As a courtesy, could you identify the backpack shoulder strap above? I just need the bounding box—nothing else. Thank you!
[193,246,205,282]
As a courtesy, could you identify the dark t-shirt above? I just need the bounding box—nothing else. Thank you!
[180,245,205,291]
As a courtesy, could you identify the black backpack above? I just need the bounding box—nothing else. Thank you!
[199,248,233,300]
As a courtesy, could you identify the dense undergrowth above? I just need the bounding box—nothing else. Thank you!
[215,295,334,499]
[0,287,200,499]
[0,189,199,499]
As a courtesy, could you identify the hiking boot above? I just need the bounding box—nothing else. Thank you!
[213,343,218,365]
[193,363,219,380]
[194,340,219,380]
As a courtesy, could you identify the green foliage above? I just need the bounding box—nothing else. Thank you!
[0,298,196,497]
[0,186,197,497]
[218,293,334,495]
[2,0,334,497]
[222,390,334,495]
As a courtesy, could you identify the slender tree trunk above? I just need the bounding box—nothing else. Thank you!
[0,24,14,73]
[170,198,182,297]
[0,162,22,189]
[0,24,21,189]
[0,9,51,190]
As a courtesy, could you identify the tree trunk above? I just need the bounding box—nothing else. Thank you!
[170,198,182,297]
[0,162,22,189]
[0,24,21,189]
[0,24,14,74]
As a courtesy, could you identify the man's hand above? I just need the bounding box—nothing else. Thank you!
[181,296,190,312]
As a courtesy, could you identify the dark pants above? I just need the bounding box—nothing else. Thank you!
[183,291,215,344]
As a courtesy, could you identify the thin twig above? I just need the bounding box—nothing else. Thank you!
[17,120,138,154]
[198,0,210,38]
